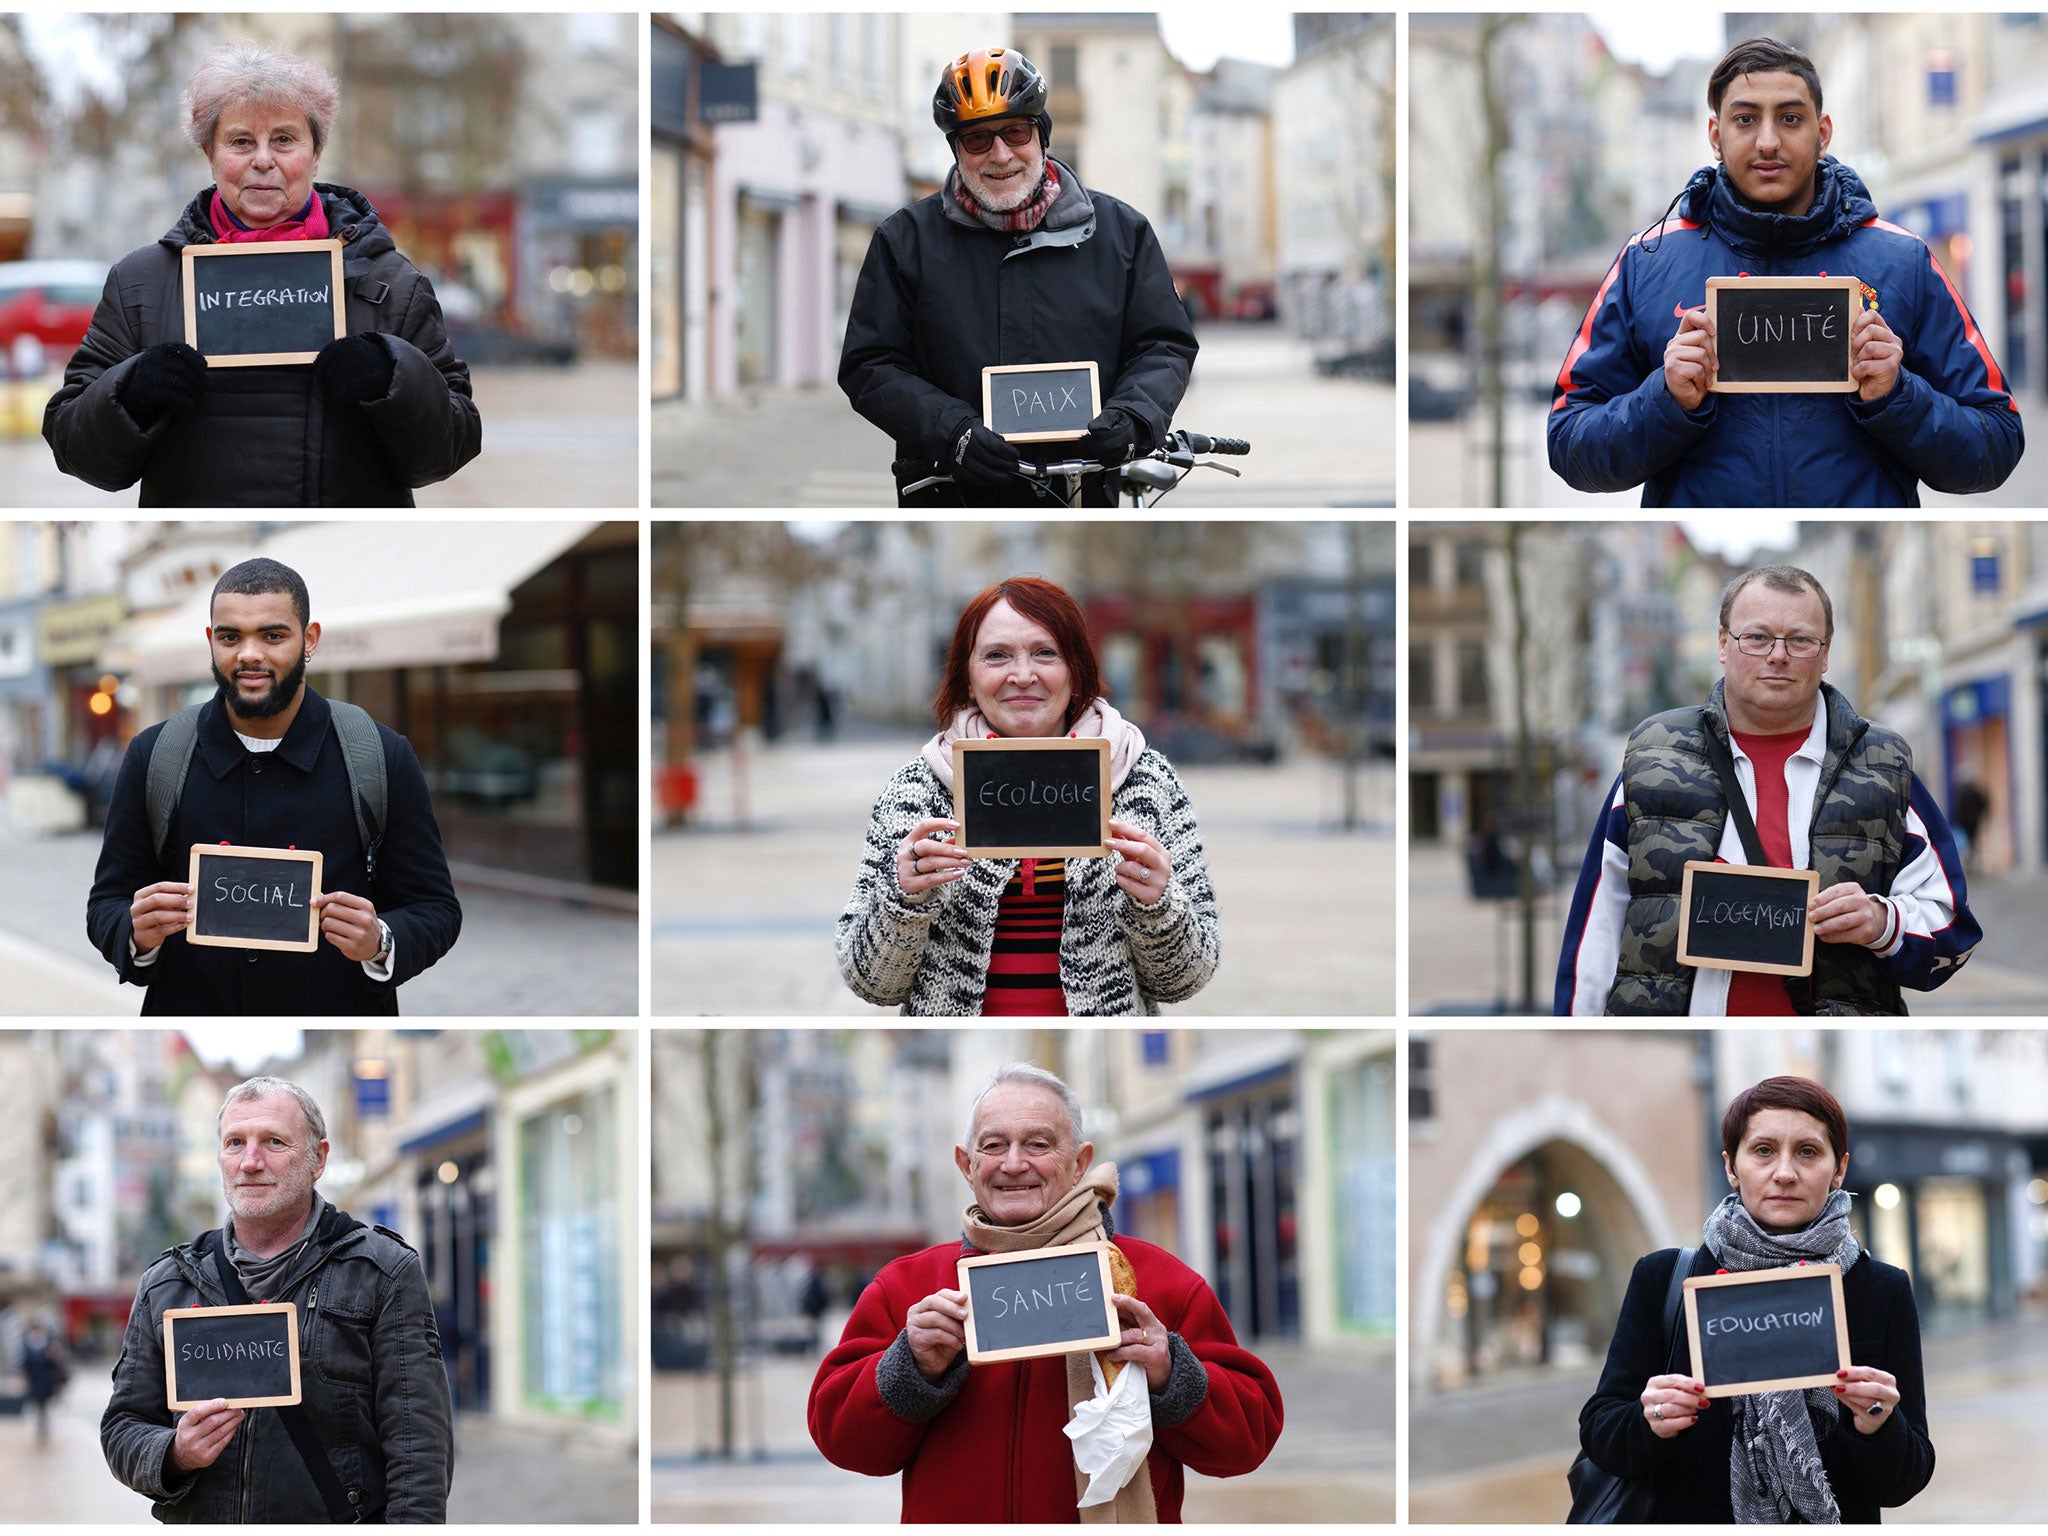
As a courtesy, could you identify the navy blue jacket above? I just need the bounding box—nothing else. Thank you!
[1580,1246,1934,1522]
[1549,159,2021,506]
[85,687,461,1015]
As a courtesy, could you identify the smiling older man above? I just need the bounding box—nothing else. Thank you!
[807,1063,1282,1522]
[100,1076,452,1522]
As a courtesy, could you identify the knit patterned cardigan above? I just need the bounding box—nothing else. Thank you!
[836,749,1220,1015]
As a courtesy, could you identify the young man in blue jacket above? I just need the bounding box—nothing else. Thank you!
[1549,36,2022,506]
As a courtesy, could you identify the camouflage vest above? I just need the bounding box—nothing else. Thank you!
[1608,681,1911,1015]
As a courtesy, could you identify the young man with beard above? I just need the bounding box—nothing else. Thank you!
[85,557,460,1013]
[840,47,1198,507]
[1548,36,2022,506]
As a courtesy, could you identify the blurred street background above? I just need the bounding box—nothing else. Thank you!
[1408,517,2048,1015]
[652,14,1394,506]
[0,1028,639,1522]
[1410,12,2048,508]
[653,520,1397,1015]
[651,1028,1395,1522]
[1407,1029,2048,1522]
[0,14,638,507]
[0,521,638,1016]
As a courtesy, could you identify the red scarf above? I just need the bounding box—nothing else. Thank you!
[208,188,330,244]
[952,157,1061,234]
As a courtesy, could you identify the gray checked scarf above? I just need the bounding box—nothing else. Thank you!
[1700,1189,1861,1525]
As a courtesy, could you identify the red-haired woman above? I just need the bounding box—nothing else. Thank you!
[835,576,1218,1014]
[1577,1075,1932,1522]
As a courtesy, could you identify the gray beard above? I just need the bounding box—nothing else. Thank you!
[963,160,1045,215]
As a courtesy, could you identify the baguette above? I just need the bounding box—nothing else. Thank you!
[1096,1242,1139,1389]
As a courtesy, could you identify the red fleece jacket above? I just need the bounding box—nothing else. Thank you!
[807,1234,1283,1522]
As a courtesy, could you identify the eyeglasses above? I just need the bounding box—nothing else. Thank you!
[955,122,1037,155]
[1730,630,1827,658]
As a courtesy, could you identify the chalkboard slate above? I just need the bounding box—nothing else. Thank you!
[952,737,1111,858]
[182,240,346,366]
[187,844,323,952]
[1684,1264,1849,1397]
[1677,861,1817,977]
[982,361,1101,443]
[1706,276,1860,393]
[163,1302,302,1409]
[959,1242,1122,1364]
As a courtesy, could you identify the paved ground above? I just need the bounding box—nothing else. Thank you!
[1408,1309,2048,1522]
[651,1327,1393,1523]
[653,735,1397,1015]
[654,324,1394,507]
[1408,840,2048,1015]
[0,360,637,508]
[0,825,637,1017]
[0,1365,636,1522]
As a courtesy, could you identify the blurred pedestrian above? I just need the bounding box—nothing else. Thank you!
[808,1063,1282,1519]
[1549,36,2020,506]
[836,576,1219,1014]
[1557,564,1978,1014]
[841,47,1197,507]
[1950,779,1988,875]
[43,40,481,506]
[1577,1075,1931,1521]
[22,1321,68,1445]
[101,1077,453,1520]
[85,557,462,1014]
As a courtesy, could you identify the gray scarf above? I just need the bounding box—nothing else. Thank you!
[1700,1189,1860,1525]
[226,1190,326,1302]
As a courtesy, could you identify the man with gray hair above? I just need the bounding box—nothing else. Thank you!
[1558,563,1980,1014]
[808,1062,1282,1520]
[101,1077,452,1521]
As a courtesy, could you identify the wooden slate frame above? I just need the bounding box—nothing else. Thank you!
[163,1301,303,1409]
[1705,275,1862,394]
[1676,860,1818,977]
[951,737,1112,858]
[958,1241,1122,1365]
[182,239,346,366]
[981,359,1102,443]
[187,843,324,953]
[1684,1263,1850,1398]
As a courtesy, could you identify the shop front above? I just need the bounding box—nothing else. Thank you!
[1854,1121,2027,1322]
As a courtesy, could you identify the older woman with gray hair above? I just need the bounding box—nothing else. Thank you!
[44,40,480,506]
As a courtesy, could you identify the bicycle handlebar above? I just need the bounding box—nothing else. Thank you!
[1178,432,1250,456]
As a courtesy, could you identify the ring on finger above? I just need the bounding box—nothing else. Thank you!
[1653,1403,1664,1420]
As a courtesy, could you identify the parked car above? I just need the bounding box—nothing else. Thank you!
[0,260,106,363]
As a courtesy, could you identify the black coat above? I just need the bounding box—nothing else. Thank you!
[839,160,1197,507]
[1580,1246,1934,1522]
[44,183,481,507]
[85,687,461,1015]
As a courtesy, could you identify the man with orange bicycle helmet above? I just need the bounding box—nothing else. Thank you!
[932,46,1051,147]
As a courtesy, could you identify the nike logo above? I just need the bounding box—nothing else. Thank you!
[1673,301,1705,318]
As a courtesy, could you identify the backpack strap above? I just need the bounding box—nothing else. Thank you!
[325,702,387,882]
[1661,1245,1696,1372]
[144,705,207,865]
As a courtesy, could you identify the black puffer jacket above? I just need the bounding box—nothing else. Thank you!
[840,159,1197,507]
[101,1203,453,1523]
[45,182,481,506]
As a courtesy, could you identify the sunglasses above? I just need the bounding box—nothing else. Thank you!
[955,122,1038,155]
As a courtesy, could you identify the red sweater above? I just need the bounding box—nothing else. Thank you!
[807,1234,1284,1522]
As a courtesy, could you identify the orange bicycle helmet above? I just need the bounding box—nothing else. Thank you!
[933,47,1050,141]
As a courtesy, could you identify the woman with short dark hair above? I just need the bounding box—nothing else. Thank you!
[1578,1075,1933,1521]
[836,575,1218,1015]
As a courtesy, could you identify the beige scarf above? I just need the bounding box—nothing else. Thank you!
[961,1162,1158,1524]
[920,697,1148,792]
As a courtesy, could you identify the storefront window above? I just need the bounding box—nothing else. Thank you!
[521,1087,621,1417]
[1332,1056,1396,1334]
[1914,1176,1991,1313]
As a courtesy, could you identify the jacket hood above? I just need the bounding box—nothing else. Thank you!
[161,181,396,259]
[1675,156,1878,259]
[159,1198,371,1302]
[939,155,1095,235]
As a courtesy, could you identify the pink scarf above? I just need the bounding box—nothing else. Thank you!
[208,189,330,244]
[920,695,1147,791]
[952,156,1062,234]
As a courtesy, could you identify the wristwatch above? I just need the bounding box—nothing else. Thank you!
[371,919,393,967]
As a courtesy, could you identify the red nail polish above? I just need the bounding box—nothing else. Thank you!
[1836,1370,1848,1379]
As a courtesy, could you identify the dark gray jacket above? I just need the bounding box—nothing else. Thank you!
[45,182,481,506]
[102,1202,452,1523]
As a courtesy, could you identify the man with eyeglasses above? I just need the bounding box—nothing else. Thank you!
[840,47,1197,506]
[1558,564,1979,1014]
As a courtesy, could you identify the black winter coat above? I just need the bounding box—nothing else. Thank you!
[102,1203,452,1523]
[839,160,1197,507]
[44,183,481,506]
[85,687,461,1015]
[1580,1246,1934,1522]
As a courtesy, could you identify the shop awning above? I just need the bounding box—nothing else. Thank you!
[111,521,599,685]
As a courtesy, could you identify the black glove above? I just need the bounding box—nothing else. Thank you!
[118,342,206,426]
[953,421,1019,490]
[313,334,396,404]
[1074,408,1137,466]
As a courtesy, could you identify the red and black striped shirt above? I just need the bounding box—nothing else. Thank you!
[982,858,1068,1015]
